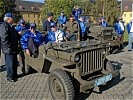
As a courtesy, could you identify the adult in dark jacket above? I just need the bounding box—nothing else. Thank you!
[43,12,54,32]
[64,14,80,41]
[0,13,20,82]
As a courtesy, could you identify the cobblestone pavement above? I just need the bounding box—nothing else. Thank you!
[0,46,133,100]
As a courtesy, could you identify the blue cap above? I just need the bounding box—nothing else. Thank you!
[19,19,25,24]
[4,13,14,18]
[50,22,56,27]
[30,23,36,28]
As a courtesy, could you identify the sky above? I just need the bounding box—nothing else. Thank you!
[22,0,44,3]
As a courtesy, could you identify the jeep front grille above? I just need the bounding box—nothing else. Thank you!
[81,48,103,76]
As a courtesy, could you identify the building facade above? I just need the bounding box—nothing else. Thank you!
[122,0,133,25]
[15,0,43,26]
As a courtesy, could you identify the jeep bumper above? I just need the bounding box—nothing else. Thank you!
[80,70,120,92]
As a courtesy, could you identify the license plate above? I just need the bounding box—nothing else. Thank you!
[94,74,112,87]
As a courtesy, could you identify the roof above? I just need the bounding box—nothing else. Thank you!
[15,0,43,13]
[122,0,132,12]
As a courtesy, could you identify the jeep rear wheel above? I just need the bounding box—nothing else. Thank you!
[49,69,74,100]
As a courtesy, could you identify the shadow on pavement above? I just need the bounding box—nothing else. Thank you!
[17,66,38,78]
[75,91,92,100]
[0,65,6,72]
[95,61,125,94]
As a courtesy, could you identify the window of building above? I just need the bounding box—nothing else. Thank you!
[31,7,36,10]
[34,14,36,18]
[19,6,25,10]
[34,20,36,23]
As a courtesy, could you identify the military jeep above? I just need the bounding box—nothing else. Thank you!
[88,26,120,53]
[24,40,119,100]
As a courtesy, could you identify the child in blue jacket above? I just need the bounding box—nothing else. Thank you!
[21,23,44,56]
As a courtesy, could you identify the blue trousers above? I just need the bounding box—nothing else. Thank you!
[128,32,133,50]
[5,53,18,79]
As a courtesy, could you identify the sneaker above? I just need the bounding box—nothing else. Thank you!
[7,78,15,82]
[128,50,132,51]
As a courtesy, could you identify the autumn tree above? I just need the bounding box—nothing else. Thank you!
[0,0,4,21]
[77,0,121,25]
[41,0,120,25]
[41,0,77,21]
[0,0,21,22]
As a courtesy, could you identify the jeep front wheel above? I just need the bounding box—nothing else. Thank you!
[49,69,74,100]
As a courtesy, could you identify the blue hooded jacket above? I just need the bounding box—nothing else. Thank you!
[20,30,44,50]
[58,15,67,25]
[72,8,82,20]
[78,21,86,34]
[126,22,132,34]
[100,21,108,27]
[15,24,29,33]
[114,22,125,34]
[44,30,65,44]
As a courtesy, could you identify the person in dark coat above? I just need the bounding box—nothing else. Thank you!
[43,12,54,32]
[64,14,80,41]
[0,13,20,82]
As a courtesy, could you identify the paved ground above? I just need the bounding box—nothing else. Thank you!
[0,46,133,100]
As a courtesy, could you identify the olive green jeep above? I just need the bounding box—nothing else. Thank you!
[24,40,119,100]
[88,26,120,53]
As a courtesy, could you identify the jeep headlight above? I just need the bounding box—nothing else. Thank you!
[74,54,81,62]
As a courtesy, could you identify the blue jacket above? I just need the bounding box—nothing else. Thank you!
[20,30,44,50]
[78,21,86,34]
[58,15,67,25]
[15,24,29,33]
[72,8,82,20]
[45,30,65,44]
[114,22,125,34]
[126,22,132,34]
[99,21,108,27]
